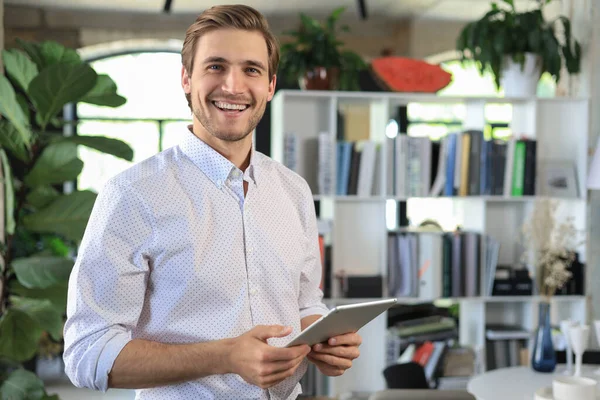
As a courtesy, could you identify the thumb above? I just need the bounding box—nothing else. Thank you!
[253,325,293,341]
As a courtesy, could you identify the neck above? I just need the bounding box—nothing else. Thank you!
[190,121,252,171]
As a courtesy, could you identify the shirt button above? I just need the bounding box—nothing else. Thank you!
[247,247,253,254]
[250,288,258,295]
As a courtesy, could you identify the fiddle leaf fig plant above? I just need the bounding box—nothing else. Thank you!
[0,39,131,399]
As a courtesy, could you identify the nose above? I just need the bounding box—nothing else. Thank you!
[222,68,246,95]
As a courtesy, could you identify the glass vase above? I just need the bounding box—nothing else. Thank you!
[531,301,557,373]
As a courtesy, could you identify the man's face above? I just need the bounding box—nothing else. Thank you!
[182,28,276,143]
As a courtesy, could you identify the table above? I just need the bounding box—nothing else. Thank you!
[467,365,600,400]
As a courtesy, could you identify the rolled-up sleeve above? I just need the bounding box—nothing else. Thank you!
[297,183,329,319]
[63,178,154,391]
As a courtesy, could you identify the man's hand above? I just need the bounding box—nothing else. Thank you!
[307,332,361,376]
[227,325,310,389]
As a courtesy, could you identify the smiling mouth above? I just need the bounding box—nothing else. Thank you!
[212,101,250,112]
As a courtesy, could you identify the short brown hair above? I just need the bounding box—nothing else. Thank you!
[182,4,279,107]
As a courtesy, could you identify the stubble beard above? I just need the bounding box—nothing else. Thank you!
[192,96,265,143]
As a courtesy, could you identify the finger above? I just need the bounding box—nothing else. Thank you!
[263,350,307,375]
[261,343,310,362]
[253,325,293,341]
[261,357,305,387]
[311,344,360,359]
[325,332,362,347]
[307,352,353,369]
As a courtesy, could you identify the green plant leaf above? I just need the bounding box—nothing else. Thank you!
[40,41,82,67]
[22,190,97,243]
[10,297,64,341]
[0,369,45,400]
[0,121,28,163]
[9,281,68,311]
[80,74,126,107]
[43,236,70,257]
[299,13,322,33]
[326,6,345,33]
[28,63,97,130]
[0,309,43,363]
[0,75,31,148]
[60,135,133,161]
[0,357,22,372]
[24,142,83,187]
[15,39,45,71]
[12,255,74,290]
[16,94,30,125]
[0,150,15,236]
[26,186,60,210]
[501,0,515,10]
[2,49,38,93]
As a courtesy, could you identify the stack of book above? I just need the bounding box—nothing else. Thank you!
[386,315,457,362]
[388,131,538,198]
[485,324,531,370]
[387,230,500,300]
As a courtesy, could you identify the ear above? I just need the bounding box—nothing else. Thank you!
[182,66,191,94]
[267,74,277,102]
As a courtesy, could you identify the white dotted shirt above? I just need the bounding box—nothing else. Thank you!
[63,128,330,400]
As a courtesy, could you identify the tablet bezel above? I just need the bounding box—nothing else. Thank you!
[284,298,398,348]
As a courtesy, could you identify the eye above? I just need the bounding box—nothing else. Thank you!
[246,67,260,74]
[208,65,222,71]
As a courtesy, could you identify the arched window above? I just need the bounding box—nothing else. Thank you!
[75,40,192,193]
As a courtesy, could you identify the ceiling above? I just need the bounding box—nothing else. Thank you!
[7,0,563,21]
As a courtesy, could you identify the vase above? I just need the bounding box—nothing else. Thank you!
[500,52,541,97]
[531,301,557,373]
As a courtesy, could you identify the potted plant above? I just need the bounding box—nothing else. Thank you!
[456,0,581,97]
[278,7,367,91]
[0,39,131,398]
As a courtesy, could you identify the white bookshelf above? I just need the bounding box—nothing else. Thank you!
[271,89,590,397]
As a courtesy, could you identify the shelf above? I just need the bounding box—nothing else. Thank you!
[313,195,386,202]
[274,87,590,397]
[436,295,586,303]
[276,89,590,105]
[312,195,585,202]
[323,295,586,306]
[479,295,586,303]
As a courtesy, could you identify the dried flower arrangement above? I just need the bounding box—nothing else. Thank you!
[521,199,583,299]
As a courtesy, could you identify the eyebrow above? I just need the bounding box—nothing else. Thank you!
[202,56,267,72]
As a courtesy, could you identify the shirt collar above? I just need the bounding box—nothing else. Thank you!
[179,127,258,188]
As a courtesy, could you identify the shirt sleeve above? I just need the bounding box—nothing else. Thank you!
[297,182,330,319]
[63,178,154,392]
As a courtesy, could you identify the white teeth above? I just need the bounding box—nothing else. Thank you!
[214,101,248,111]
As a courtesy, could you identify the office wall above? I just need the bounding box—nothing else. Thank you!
[3,4,465,61]
[4,5,79,49]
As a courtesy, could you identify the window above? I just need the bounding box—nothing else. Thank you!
[76,50,192,193]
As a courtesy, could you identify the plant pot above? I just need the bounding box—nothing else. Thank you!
[500,53,542,97]
[299,67,339,90]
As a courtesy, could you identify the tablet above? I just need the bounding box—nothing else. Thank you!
[284,298,397,348]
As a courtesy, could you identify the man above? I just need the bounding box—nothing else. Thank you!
[63,4,362,399]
